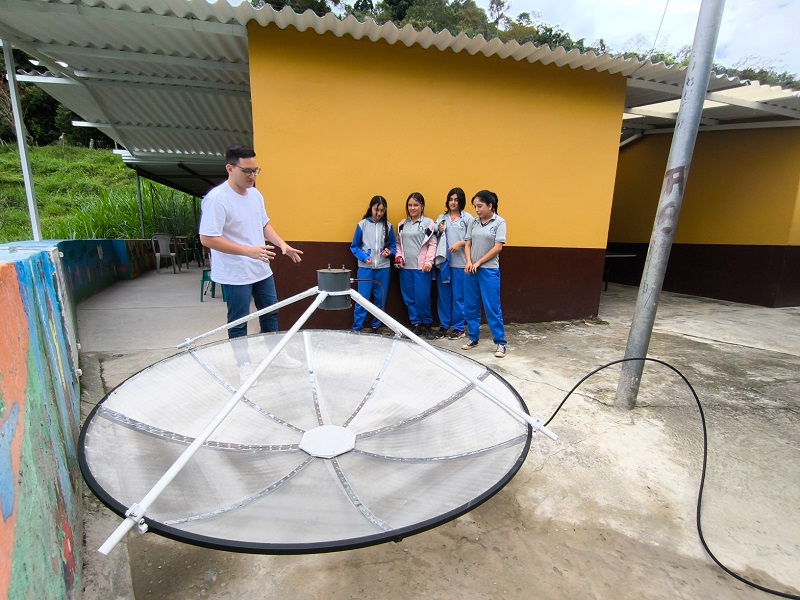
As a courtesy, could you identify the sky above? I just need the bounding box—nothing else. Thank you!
[474,0,800,77]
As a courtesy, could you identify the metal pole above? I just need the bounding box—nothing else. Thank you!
[136,169,144,239]
[2,39,42,241]
[615,0,726,410]
[135,169,145,238]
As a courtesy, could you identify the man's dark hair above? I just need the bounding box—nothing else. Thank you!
[225,144,256,165]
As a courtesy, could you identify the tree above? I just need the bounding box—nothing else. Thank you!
[488,0,509,29]
[451,0,492,38]
[383,0,415,22]
[498,11,537,44]
[403,0,459,32]
[252,0,339,17]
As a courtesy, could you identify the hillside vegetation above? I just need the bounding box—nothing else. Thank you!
[0,145,197,243]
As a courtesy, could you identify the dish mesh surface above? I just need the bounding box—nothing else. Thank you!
[80,330,532,553]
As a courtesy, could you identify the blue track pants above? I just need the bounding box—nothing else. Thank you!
[435,264,453,329]
[464,268,506,345]
[353,267,390,330]
[399,268,433,326]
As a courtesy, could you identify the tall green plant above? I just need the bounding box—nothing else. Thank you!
[146,181,198,237]
[45,184,197,240]
[0,146,197,242]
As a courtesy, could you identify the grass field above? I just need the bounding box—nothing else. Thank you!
[0,145,198,243]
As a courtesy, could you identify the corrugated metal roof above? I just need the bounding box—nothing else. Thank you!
[1,0,798,196]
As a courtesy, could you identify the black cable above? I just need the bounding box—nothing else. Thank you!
[352,277,386,300]
[544,357,799,600]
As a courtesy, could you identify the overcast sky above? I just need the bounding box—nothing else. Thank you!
[474,0,800,78]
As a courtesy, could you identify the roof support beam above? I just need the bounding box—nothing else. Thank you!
[35,44,249,73]
[629,78,800,120]
[627,106,719,126]
[645,119,800,133]
[73,121,249,136]
[114,150,224,163]
[19,72,249,95]
[15,74,76,85]
[72,71,250,94]
[705,90,800,119]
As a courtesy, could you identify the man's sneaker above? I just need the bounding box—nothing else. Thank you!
[434,327,448,339]
[238,362,255,387]
[494,344,507,358]
[271,350,302,369]
[372,326,381,335]
[412,324,423,336]
[448,330,464,340]
[461,340,478,350]
[425,325,436,340]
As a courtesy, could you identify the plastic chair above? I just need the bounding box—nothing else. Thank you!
[201,269,225,302]
[175,236,191,271]
[151,233,181,273]
[185,234,205,268]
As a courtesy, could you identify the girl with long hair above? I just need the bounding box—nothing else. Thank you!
[395,192,438,339]
[433,187,472,340]
[350,195,396,333]
[462,190,507,358]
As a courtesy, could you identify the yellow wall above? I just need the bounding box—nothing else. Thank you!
[610,128,800,245]
[248,25,626,249]
[791,155,800,245]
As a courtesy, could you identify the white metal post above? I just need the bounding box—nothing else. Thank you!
[2,39,41,241]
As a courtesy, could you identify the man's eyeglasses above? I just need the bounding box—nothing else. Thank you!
[231,164,261,176]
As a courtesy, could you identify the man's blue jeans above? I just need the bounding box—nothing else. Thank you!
[223,276,279,339]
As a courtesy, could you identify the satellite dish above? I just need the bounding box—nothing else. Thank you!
[81,269,556,554]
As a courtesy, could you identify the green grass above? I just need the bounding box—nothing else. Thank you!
[0,145,198,243]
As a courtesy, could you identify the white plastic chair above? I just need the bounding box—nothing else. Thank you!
[151,233,181,273]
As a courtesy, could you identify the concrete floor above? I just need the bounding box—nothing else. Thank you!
[78,268,800,599]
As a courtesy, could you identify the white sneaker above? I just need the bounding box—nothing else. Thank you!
[271,350,302,369]
[238,362,255,387]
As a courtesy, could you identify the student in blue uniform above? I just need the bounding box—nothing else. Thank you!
[461,190,507,358]
[433,187,472,340]
[395,192,438,340]
[350,195,396,333]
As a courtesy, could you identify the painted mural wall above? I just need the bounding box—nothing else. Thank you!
[0,245,82,600]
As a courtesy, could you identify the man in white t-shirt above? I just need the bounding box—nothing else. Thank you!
[199,145,303,376]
